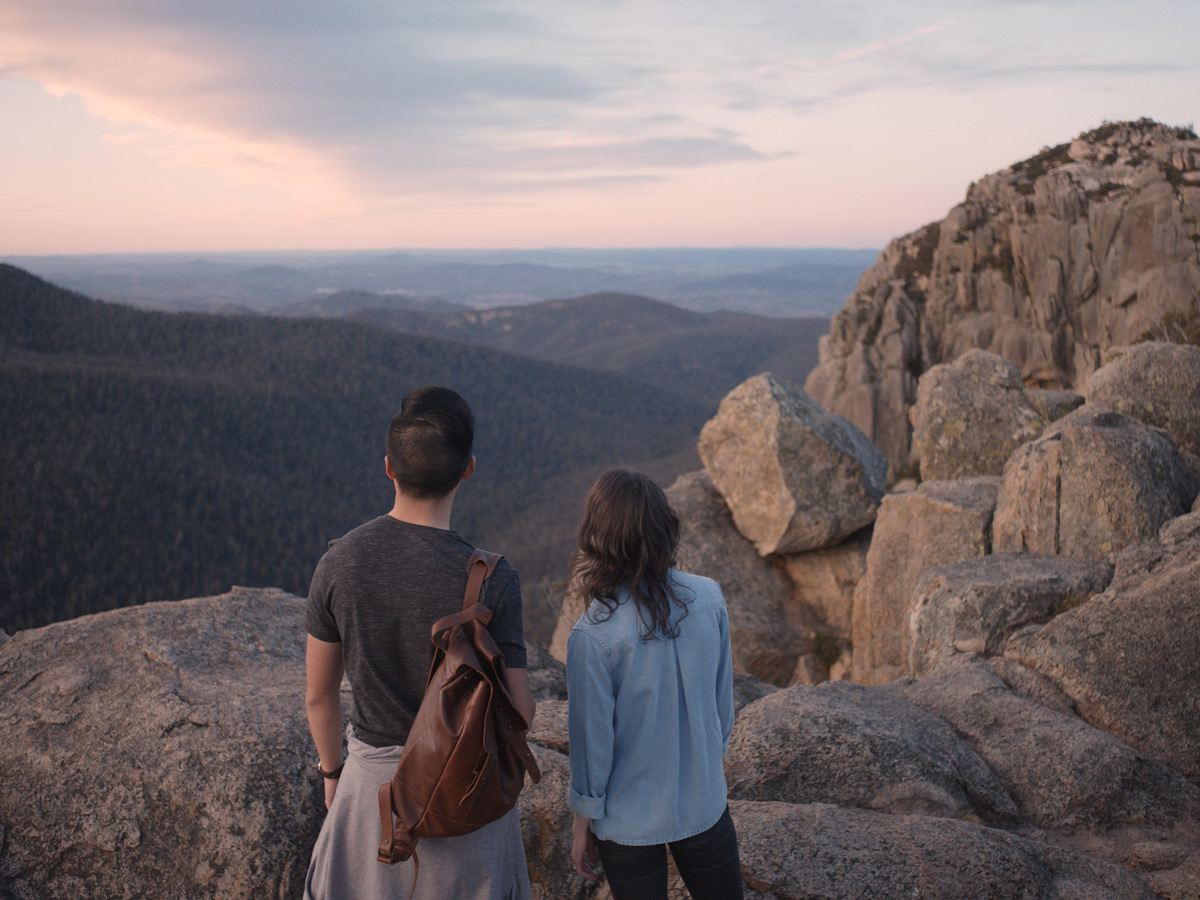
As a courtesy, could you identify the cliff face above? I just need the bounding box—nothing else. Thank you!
[806,119,1200,476]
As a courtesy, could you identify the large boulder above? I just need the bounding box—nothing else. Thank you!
[994,406,1199,557]
[806,120,1200,475]
[851,477,999,685]
[550,470,827,686]
[1086,341,1200,455]
[698,374,887,556]
[909,349,1082,480]
[889,660,1200,839]
[547,580,587,665]
[1006,530,1200,782]
[732,800,1158,900]
[907,553,1113,675]
[666,470,812,686]
[779,526,870,639]
[0,588,319,900]
[724,681,1018,824]
[520,745,603,900]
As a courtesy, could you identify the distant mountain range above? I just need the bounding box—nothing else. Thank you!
[344,292,828,407]
[0,264,717,640]
[0,264,832,642]
[2,247,878,317]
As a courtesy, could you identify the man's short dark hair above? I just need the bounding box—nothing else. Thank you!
[386,386,475,499]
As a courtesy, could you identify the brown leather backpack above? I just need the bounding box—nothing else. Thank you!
[377,549,541,866]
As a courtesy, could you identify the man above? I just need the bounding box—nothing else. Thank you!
[303,385,535,900]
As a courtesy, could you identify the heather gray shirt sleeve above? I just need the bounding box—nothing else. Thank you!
[482,560,527,669]
[304,553,341,643]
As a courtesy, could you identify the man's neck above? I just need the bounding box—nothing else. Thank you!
[389,490,457,531]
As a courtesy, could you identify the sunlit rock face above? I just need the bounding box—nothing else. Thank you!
[806,119,1200,478]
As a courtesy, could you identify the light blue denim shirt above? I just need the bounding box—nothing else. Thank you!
[567,569,735,845]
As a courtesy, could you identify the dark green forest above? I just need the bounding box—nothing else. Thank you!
[0,265,709,638]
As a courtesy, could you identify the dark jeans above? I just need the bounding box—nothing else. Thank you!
[595,806,743,900]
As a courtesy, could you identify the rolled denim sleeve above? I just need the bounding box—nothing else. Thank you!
[566,628,614,820]
[715,600,734,753]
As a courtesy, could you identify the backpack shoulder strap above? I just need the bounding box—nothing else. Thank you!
[462,549,502,612]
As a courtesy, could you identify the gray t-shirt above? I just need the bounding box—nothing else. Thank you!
[304,515,526,748]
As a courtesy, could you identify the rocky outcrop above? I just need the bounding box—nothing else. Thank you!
[724,681,1018,823]
[907,553,1113,675]
[1086,340,1200,456]
[909,349,1082,480]
[1006,523,1200,782]
[698,373,886,555]
[806,119,1200,476]
[994,406,1199,557]
[852,477,999,685]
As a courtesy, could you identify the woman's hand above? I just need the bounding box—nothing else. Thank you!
[571,812,600,881]
[324,776,339,810]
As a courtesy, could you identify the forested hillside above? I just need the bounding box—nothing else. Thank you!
[0,265,708,638]
[350,292,829,407]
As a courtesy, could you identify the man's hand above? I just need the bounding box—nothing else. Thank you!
[571,812,600,881]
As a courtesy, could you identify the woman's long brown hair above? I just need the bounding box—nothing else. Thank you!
[572,469,690,640]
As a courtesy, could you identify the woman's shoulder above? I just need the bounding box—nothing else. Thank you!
[669,569,724,605]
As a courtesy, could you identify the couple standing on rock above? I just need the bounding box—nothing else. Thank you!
[302,386,744,900]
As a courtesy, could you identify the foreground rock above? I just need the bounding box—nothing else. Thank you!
[910,349,1082,480]
[806,120,1200,475]
[0,588,320,900]
[731,800,1157,900]
[698,374,887,555]
[1007,529,1200,782]
[0,588,579,900]
[1086,341,1200,455]
[908,553,1113,675]
[851,477,999,685]
[521,745,600,900]
[724,681,1018,824]
[995,406,1199,557]
[890,660,1200,840]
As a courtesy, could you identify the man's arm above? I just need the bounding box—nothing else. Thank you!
[507,667,537,727]
[306,635,345,809]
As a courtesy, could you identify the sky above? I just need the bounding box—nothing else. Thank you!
[0,1,1196,255]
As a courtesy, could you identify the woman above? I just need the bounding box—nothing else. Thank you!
[566,469,743,900]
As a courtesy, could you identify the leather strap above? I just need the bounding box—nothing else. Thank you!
[461,550,501,612]
[430,603,493,643]
[377,782,396,863]
[510,730,542,782]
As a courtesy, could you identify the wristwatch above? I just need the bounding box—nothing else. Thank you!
[317,760,344,779]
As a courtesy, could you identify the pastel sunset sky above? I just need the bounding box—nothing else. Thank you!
[1,0,1196,254]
